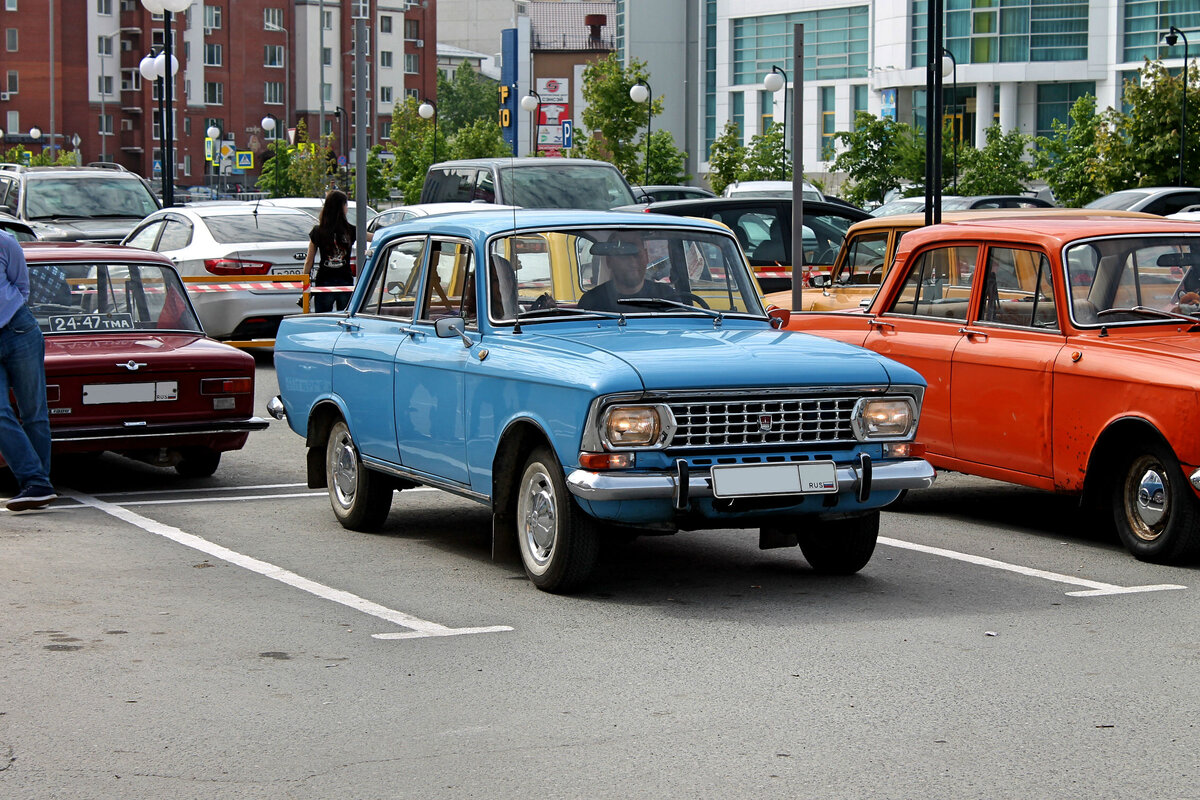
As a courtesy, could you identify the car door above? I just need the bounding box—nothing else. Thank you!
[950,245,1064,480]
[331,236,426,462]
[862,243,980,457]
[393,236,475,485]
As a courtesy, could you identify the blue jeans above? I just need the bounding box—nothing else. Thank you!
[0,305,52,488]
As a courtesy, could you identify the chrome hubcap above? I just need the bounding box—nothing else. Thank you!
[330,430,358,508]
[520,469,557,568]
[1134,467,1167,530]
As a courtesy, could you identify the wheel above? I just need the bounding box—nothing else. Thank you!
[797,511,879,574]
[1112,440,1200,563]
[515,447,600,593]
[679,292,710,309]
[326,419,393,531]
[175,448,221,478]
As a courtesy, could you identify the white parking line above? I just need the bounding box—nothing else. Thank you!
[879,537,1187,597]
[64,489,513,641]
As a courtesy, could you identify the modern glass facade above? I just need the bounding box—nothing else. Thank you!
[704,0,717,155]
[1036,81,1096,138]
[731,6,869,85]
[1124,0,1200,63]
[914,0,1089,67]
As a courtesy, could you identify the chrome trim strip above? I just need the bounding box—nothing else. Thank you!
[566,458,936,501]
[359,455,490,504]
[52,418,269,442]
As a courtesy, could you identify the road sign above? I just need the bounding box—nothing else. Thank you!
[152,159,162,175]
[562,119,573,149]
[338,155,348,166]
[236,151,254,169]
[205,138,215,162]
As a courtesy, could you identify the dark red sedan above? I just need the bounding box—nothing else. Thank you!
[7,243,268,477]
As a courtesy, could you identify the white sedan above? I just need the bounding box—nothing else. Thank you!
[122,204,316,340]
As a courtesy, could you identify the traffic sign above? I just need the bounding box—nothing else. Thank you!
[236,151,254,169]
[562,119,573,149]
[152,159,162,175]
[337,155,348,166]
[205,138,215,162]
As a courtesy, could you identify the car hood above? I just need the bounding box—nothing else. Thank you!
[45,333,251,373]
[531,324,918,391]
[29,216,144,242]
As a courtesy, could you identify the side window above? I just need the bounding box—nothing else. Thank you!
[419,239,473,322]
[836,231,888,284]
[978,247,1057,328]
[0,176,15,208]
[886,245,977,321]
[720,207,784,265]
[125,220,165,250]
[474,169,496,202]
[155,217,192,251]
[1151,192,1200,216]
[422,168,476,202]
[359,237,425,319]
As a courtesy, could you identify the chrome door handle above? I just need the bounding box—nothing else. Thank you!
[868,319,895,331]
[958,327,988,340]
[337,319,360,331]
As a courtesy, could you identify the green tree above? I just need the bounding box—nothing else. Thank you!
[1111,59,1200,188]
[578,54,659,178]
[1033,94,1115,207]
[955,122,1037,196]
[634,129,690,185]
[258,141,299,197]
[830,113,925,206]
[287,120,336,198]
[449,118,510,160]
[387,96,447,203]
[706,120,745,194]
[741,127,788,181]
[436,62,499,135]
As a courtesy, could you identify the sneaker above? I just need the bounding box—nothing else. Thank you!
[6,485,58,512]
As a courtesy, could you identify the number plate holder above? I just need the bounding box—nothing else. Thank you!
[710,461,838,498]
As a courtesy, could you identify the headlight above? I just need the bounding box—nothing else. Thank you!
[603,405,663,447]
[852,397,915,440]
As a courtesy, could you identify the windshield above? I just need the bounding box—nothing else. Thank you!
[497,165,636,210]
[203,213,314,243]
[485,225,764,322]
[26,261,204,334]
[1065,235,1200,324]
[25,176,159,220]
[1084,191,1150,210]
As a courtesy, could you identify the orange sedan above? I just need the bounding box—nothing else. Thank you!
[781,216,1200,563]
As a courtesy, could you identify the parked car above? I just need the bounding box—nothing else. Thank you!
[269,209,935,592]
[256,197,377,227]
[419,157,638,210]
[628,196,870,293]
[762,208,1160,312]
[1085,187,1200,216]
[122,204,316,340]
[782,215,1200,563]
[0,163,161,243]
[870,195,1054,217]
[722,180,824,202]
[366,202,519,235]
[0,211,35,241]
[632,185,716,203]
[5,243,268,477]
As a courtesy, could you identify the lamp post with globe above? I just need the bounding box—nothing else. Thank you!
[1162,26,1191,186]
[206,125,221,196]
[762,66,788,157]
[419,100,438,163]
[140,0,190,206]
[262,114,281,197]
[629,80,652,185]
[520,91,542,155]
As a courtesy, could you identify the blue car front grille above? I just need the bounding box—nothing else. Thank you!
[666,395,858,449]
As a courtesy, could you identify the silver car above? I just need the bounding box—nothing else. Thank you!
[122,204,316,340]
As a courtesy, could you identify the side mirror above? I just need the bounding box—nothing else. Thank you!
[809,273,830,289]
[766,305,791,328]
[434,316,473,348]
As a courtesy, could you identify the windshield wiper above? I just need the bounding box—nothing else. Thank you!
[29,214,88,221]
[1096,305,1200,324]
[616,296,725,324]
[514,306,622,321]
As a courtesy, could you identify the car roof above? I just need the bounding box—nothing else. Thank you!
[374,207,734,240]
[896,215,1200,253]
[154,204,314,218]
[382,202,520,217]
[429,157,618,169]
[642,196,870,219]
[847,207,1160,235]
[21,241,177,264]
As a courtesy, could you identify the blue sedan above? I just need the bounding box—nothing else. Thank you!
[270,209,934,592]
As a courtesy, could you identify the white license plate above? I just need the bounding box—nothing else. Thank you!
[710,461,838,498]
[272,267,305,275]
[82,381,178,405]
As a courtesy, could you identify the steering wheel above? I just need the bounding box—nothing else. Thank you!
[679,292,710,309]
[867,263,885,283]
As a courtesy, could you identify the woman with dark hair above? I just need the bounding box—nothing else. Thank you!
[302,190,355,312]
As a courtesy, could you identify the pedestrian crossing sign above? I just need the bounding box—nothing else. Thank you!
[236,151,254,169]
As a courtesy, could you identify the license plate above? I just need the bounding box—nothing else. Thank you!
[82,381,178,405]
[710,461,838,498]
[272,267,305,275]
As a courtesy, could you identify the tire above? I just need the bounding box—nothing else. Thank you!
[515,447,600,593]
[1112,440,1200,564]
[175,448,221,478]
[326,419,393,532]
[797,511,880,575]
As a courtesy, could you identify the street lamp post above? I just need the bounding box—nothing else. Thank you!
[763,65,789,157]
[142,0,190,206]
[29,127,42,154]
[335,106,348,188]
[262,114,280,197]
[206,124,221,196]
[629,80,652,185]
[520,91,542,155]
[941,48,958,194]
[1163,26,1191,186]
[419,100,438,163]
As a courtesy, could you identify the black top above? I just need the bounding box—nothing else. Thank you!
[309,224,354,286]
[578,279,678,312]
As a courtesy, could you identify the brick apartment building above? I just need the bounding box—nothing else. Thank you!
[1,0,436,190]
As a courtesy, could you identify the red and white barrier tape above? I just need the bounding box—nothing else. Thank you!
[185,282,353,293]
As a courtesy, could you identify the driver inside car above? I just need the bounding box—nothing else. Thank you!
[578,231,679,312]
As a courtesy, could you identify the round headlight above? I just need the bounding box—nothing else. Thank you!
[604,406,662,447]
[853,398,914,440]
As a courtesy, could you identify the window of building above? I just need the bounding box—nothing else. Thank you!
[205,117,224,136]
[821,86,836,159]
[183,154,191,177]
[405,19,419,39]
[759,89,773,134]
[6,28,16,51]
[204,82,223,105]
[121,69,140,92]
[97,35,113,56]
[380,85,393,103]
[732,6,868,85]
[5,110,17,138]
[1124,2,1200,62]
[5,0,16,10]
[322,47,332,66]
[731,91,744,140]
[97,0,111,14]
[203,4,221,31]
[322,9,332,30]
[7,70,17,93]
[380,51,393,68]
[97,74,113,95]
[852,84,868,129]
[322,83,332,103]
[379,121,391,139]
[183,116,190,135]
[1036,81,1096,139]
[404,53,418,74]
[405,87,419,99]
[264,7,283,30]
[264,45,284,67]
[265,81,283,104]
[99,113,113,135]
[204,43,222,66]
[380,15,392,33]
[915,0,1088,68]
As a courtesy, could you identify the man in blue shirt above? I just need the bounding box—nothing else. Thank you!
[0,229,57,511]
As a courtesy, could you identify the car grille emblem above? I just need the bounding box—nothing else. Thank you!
[119,360,147,371]
[758,414,773,432]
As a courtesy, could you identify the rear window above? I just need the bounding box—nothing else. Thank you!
[497,164,635,210]
[202,214,313,243]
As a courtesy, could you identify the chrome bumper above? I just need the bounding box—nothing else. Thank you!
[566,457,936,505]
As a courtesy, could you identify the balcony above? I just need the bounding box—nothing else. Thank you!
[119,128,144,152]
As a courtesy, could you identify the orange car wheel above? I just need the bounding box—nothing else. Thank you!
[1113,441,1200,564]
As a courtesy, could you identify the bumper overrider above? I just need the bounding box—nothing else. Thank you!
[567,454,935,508]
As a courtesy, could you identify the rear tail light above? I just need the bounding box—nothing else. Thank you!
[203,258,273,276]
[201,377,253,395]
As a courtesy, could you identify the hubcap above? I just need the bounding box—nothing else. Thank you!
[1124,455,1170,542]
[1134,467,1167,530]
[520,468,557,568]
[330,430,358,508]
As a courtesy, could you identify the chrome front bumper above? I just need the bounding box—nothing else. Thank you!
[567,456,935,507]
